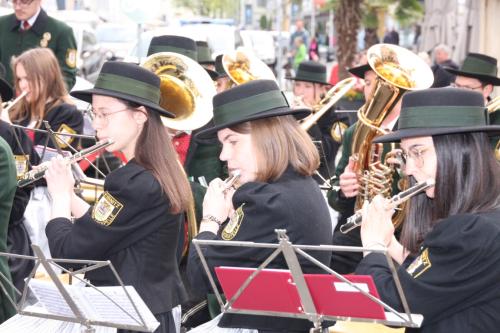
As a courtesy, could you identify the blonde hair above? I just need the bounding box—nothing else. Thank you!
[10,48,72,126]
[230,115,319,181]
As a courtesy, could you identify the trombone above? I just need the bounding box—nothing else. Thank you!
[487,95,500,114]
[299,77,356,131]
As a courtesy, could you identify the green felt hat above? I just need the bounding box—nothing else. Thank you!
[374,87,500,143]
[287,61,329,85]
[196,79,310,140]
[147,35,197,60]
[71,61,174,118]
[445,53,500,86]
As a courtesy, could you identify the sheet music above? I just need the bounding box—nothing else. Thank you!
[27,279,159,331]
[0,306,116,332]
[29,279,76,318]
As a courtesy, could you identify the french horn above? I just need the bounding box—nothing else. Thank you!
[142,52,216,131]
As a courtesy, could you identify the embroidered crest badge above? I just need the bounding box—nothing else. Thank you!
[222,204,245,240]
[14,155,28,179]
[406,248,432,278]
[66,49,77,68]
[40,32,51,47]
[56,124,76,148]
[92,192,123,226]
[330,121,348,143]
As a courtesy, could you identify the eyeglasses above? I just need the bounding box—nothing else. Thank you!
[12,0,35,6]
[450,82,484,91]
[88,107,129,125]
[399,147,430,169]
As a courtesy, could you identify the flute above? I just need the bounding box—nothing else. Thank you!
[339,178,435,234]
[18,139,114,188]
[223,170,241,193]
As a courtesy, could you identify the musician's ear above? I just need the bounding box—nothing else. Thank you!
[133,106,148,125]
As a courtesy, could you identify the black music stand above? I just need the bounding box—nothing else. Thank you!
[192,229,423,333]
[0,245,159,332]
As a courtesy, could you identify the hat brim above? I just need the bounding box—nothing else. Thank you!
[444,67,500,86]
[348,64,372,79]
[0,78,13,101]
[287,76,331,85]
[70,88,175,118]
[205,68,219,81]
[195,106,311,142]
[373,125,500,143]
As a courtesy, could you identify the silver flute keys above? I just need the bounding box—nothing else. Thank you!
[222,170,241,193]
[339,179,435,234]
[17,139,114,188]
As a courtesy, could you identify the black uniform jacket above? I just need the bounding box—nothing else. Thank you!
[46,160,187,314]
[17,102,83,150]
[356,209,500,333]
[188,167,333,332]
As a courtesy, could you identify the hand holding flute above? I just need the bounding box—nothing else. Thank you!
[201,171,241,228]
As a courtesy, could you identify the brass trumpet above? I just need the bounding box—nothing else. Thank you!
[340,178,435,234]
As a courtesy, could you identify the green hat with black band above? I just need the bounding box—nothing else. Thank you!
[374,87,500,143]
[212,54,228,80]
[195,79,310,140]
[196,40,215,65]
[196,40,218,80]
[444,53,500,86]
[147,35,198,60]
[71,61,174,118]
[287,61,330,85]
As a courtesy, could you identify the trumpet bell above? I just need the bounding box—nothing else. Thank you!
[142,52,216,131]
[222,48,276,86]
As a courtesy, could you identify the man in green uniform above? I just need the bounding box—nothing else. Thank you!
[0,0,77,90]
[444,52,500,158]
[0,136,17,323]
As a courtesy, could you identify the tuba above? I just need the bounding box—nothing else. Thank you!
[142,52,216,131]
[351,44,433,228]
[222,47,277,87]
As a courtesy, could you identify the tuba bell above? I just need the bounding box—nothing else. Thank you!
[351,44,434,228]
[142,52,216,131]
[222,47,277,87]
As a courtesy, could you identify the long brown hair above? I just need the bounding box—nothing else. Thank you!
[10,48,72,125]
[125,101,193,214]
[230,115,319,182]
[401,132,500,254]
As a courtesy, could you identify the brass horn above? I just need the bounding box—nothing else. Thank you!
[351,44,434,228]
[142,52,216,131]
[300,77,356,131]
[222,47,277,86]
